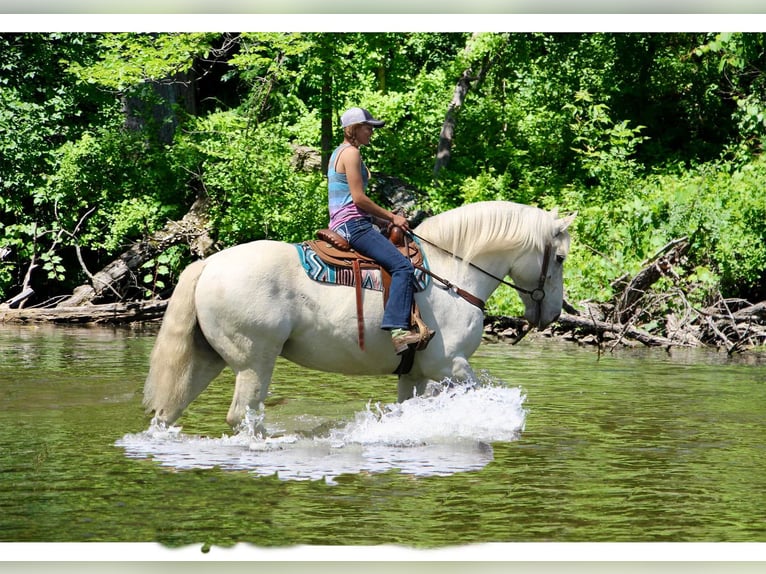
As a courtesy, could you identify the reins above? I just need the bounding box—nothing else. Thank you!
[403,228,552,313]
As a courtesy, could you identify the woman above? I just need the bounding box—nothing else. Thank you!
[328,107,431,354]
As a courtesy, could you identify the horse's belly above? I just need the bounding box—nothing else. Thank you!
[280,331,401,376]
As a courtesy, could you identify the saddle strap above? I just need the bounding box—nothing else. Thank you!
[353,259,365,351]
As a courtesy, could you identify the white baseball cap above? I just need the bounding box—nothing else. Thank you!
[340,107,386,128]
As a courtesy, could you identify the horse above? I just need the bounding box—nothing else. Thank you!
[143,201,575,429]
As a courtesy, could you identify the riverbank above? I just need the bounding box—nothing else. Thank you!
[2,295,764,355]
[484,297,766,355]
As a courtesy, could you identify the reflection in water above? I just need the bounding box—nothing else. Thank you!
[116,380,526,483]
[3,325,766,546]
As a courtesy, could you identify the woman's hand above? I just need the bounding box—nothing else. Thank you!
[391,213,409,231]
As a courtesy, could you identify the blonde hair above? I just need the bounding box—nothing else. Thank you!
[343,123,366,147]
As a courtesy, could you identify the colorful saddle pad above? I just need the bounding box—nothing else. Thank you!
[294,240,430,292]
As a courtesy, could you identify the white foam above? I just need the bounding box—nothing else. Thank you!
[332,378,526,446]
[116,378,526,483]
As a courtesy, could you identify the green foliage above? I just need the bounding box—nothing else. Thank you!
[140,246,186,299]
[2,31,766,310]
[656,161,766,298]
[695,33,766,158]
[346,67,450,190]
[66,33,218,91]
[42,123,190,247]
[174,110,327,246]
[558,158,766,306]
[0,34,119,298]
[565,90,648,193]
[39,252,66,282]
[0,33,106,204]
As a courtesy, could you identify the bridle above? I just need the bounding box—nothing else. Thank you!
[405,229,554,317]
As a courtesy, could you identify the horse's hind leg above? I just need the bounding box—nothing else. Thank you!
[226,349,279,429]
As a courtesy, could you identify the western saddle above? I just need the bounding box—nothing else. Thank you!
[304,226,431,354]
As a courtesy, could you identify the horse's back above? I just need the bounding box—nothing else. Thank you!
[201,240,300,280]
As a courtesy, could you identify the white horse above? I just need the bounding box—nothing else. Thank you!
[143,201,575,428]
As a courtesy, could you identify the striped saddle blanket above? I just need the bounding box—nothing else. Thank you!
[294,240,429,292]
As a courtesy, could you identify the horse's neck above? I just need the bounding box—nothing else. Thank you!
[424,245,507,303]
[418,202,546,301]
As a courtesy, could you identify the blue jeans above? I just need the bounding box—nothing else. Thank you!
[334,217,415,330]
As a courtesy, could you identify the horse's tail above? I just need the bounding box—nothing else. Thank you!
[142,259,224,425]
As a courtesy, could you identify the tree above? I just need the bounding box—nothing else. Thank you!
[2,31,766,319]
[433,33,493,181]
[0,33,112,300]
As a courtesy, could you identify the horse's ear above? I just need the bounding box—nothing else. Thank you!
[555,212,577,235]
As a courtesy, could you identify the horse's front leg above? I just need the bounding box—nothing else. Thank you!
[397,374,431,402]
[397,376,435,402]
[450,355,476,382]
[397,355,477,402]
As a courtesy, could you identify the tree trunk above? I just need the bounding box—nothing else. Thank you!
[433,34,493,181]
[612,237,689,323]
[321,73,333,175]
[555,312,678,347]
[369,174,429,226]
[319,36,335,175]
[0,300,168,324]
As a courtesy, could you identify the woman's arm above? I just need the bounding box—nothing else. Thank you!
[341,146,409,229]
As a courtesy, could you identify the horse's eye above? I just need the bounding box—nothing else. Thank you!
[556,254,566,264]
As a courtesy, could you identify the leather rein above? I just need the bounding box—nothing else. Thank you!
[404,229,553,314]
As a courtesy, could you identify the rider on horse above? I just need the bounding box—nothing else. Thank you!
[327,107,434,354]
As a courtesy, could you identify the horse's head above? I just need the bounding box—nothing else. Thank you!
[414,201,575,330]
[512,211,576,329]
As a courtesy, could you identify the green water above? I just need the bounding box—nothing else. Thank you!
[1,324,765,547]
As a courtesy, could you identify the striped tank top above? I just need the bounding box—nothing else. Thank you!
[328,143,370,229]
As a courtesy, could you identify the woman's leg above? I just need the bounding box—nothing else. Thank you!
[345,219,415,330]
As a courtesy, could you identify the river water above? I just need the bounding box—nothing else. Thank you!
[1,324,765,554]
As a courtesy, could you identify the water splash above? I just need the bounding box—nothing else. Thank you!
[332,377,526,447]
[116,378,526,483]
[232,405,266,438]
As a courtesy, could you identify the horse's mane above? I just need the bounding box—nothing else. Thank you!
[415,201,553,263]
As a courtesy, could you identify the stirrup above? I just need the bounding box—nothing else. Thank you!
[392,329,422,354]
[391,323,435,355]
[410,313,435,351]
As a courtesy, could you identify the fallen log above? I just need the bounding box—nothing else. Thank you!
[554,312,679,347]
[613,237,689,323]
[694,299,766,353]
[484,311,680,348]
[6,287,35,309]
[732,300,766,320]
[0,299,168,324]
[55,194,214,307]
